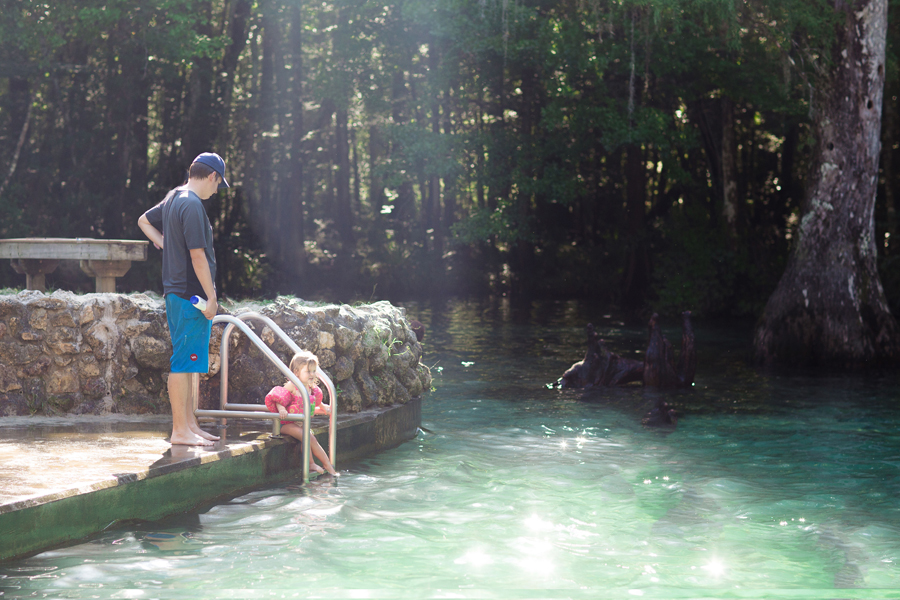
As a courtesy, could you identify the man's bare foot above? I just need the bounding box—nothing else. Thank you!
[170,431,215,446]
[310,463,325,475]
[190,423,220,441]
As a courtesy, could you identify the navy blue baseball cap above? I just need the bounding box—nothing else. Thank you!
[192,152,230,189]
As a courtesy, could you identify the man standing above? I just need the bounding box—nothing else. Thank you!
[138,152,228,446]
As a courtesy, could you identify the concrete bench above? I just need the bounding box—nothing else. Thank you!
[0,238,148,293]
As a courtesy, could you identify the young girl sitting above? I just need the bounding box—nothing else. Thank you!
[264,350,338,476]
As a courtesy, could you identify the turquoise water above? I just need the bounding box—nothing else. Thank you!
[3,300,900,598]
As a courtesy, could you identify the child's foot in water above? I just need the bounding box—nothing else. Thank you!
[310,462,325,475]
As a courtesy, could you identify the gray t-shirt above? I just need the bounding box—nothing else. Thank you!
[145,188,216,300]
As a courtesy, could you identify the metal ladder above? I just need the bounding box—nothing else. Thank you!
[192,312,338,483]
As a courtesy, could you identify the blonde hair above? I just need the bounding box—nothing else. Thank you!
[289,350,319,386]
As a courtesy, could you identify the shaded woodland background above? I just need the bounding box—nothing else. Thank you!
[1,0,899,318]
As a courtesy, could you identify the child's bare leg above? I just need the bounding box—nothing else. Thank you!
[310,435,338,476]
[280,423,303,443]
[281,423,325,474]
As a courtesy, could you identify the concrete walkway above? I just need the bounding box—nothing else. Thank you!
[0,399,421,562]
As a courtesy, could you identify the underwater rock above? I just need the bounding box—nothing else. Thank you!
[641,400,677,428]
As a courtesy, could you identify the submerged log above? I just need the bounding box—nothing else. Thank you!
[644,311,696,388]
[677,311,697,387]
[643,313,678,387]
[559,323,644,388]
[560,311,696,390]
[642,400,678,428]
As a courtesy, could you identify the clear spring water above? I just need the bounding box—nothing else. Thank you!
[3,299,900,598]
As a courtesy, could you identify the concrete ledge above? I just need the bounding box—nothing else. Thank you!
[0,398,421,563]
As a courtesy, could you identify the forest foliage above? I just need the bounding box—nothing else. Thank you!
[1,0,899,317]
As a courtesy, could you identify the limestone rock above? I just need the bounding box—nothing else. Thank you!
[47,367,80,394]
[31,297,68,310]
[388,372,411,404]
[5,317,18,338]
[331,355,354,381]
[45,393,79,414]
[334,325,359,351]
[81,376,109,399]
[50,312,76,328]
[228,353,267,394]
[28,309,48,330]
[46,340,80,355]
[79,303,97,325]
[131,335,171,370]
[21,355,51,377]
[0,393,29,416]
[0,363,22,393]
[417,363,432,391]
[0,292,430,416]
[374,371,394,406]
[79,356,101,378]
[318,349,336,369]
[70,400,102,415]
[0,341,42,365]
[0,297,24,319]
[369,343,390,372]
[338,378,363,412]
[355,365,379,406]
[318,330,336,350]
[397,365,420,393]
[85,320,120,360]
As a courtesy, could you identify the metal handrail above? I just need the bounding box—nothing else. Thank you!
[195,314,311,482]
[220,311,338,468]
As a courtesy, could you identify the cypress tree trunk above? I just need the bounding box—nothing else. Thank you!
[754,0,899,367]
[427,38,443,263]
[184,1,215,159]
[721,97,738,239]
[286,0,307,285]
[334,107,353,248]
[622,143,648,308]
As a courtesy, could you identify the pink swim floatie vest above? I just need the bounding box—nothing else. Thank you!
[264,385,322,416]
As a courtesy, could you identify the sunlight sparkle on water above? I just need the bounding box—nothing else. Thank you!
[518,554,553,575]
[453,548,494,567]
[524,514,554,532]
[703,558,726,577]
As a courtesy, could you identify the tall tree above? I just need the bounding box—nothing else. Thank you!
[754,0,900,366]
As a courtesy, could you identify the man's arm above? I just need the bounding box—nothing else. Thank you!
[138,214,164,249]
[189,248,218,320]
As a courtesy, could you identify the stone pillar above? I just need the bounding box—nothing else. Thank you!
[79,260,133,293]
[10,259,60,292]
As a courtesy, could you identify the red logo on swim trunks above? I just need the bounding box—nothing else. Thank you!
[190,354,198,361]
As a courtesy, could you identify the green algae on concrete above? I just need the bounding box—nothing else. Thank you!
[0,398,421,562]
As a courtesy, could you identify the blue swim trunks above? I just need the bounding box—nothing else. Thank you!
[165,294,212,373]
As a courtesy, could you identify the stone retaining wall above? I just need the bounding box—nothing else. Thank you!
[0,291,431,416]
